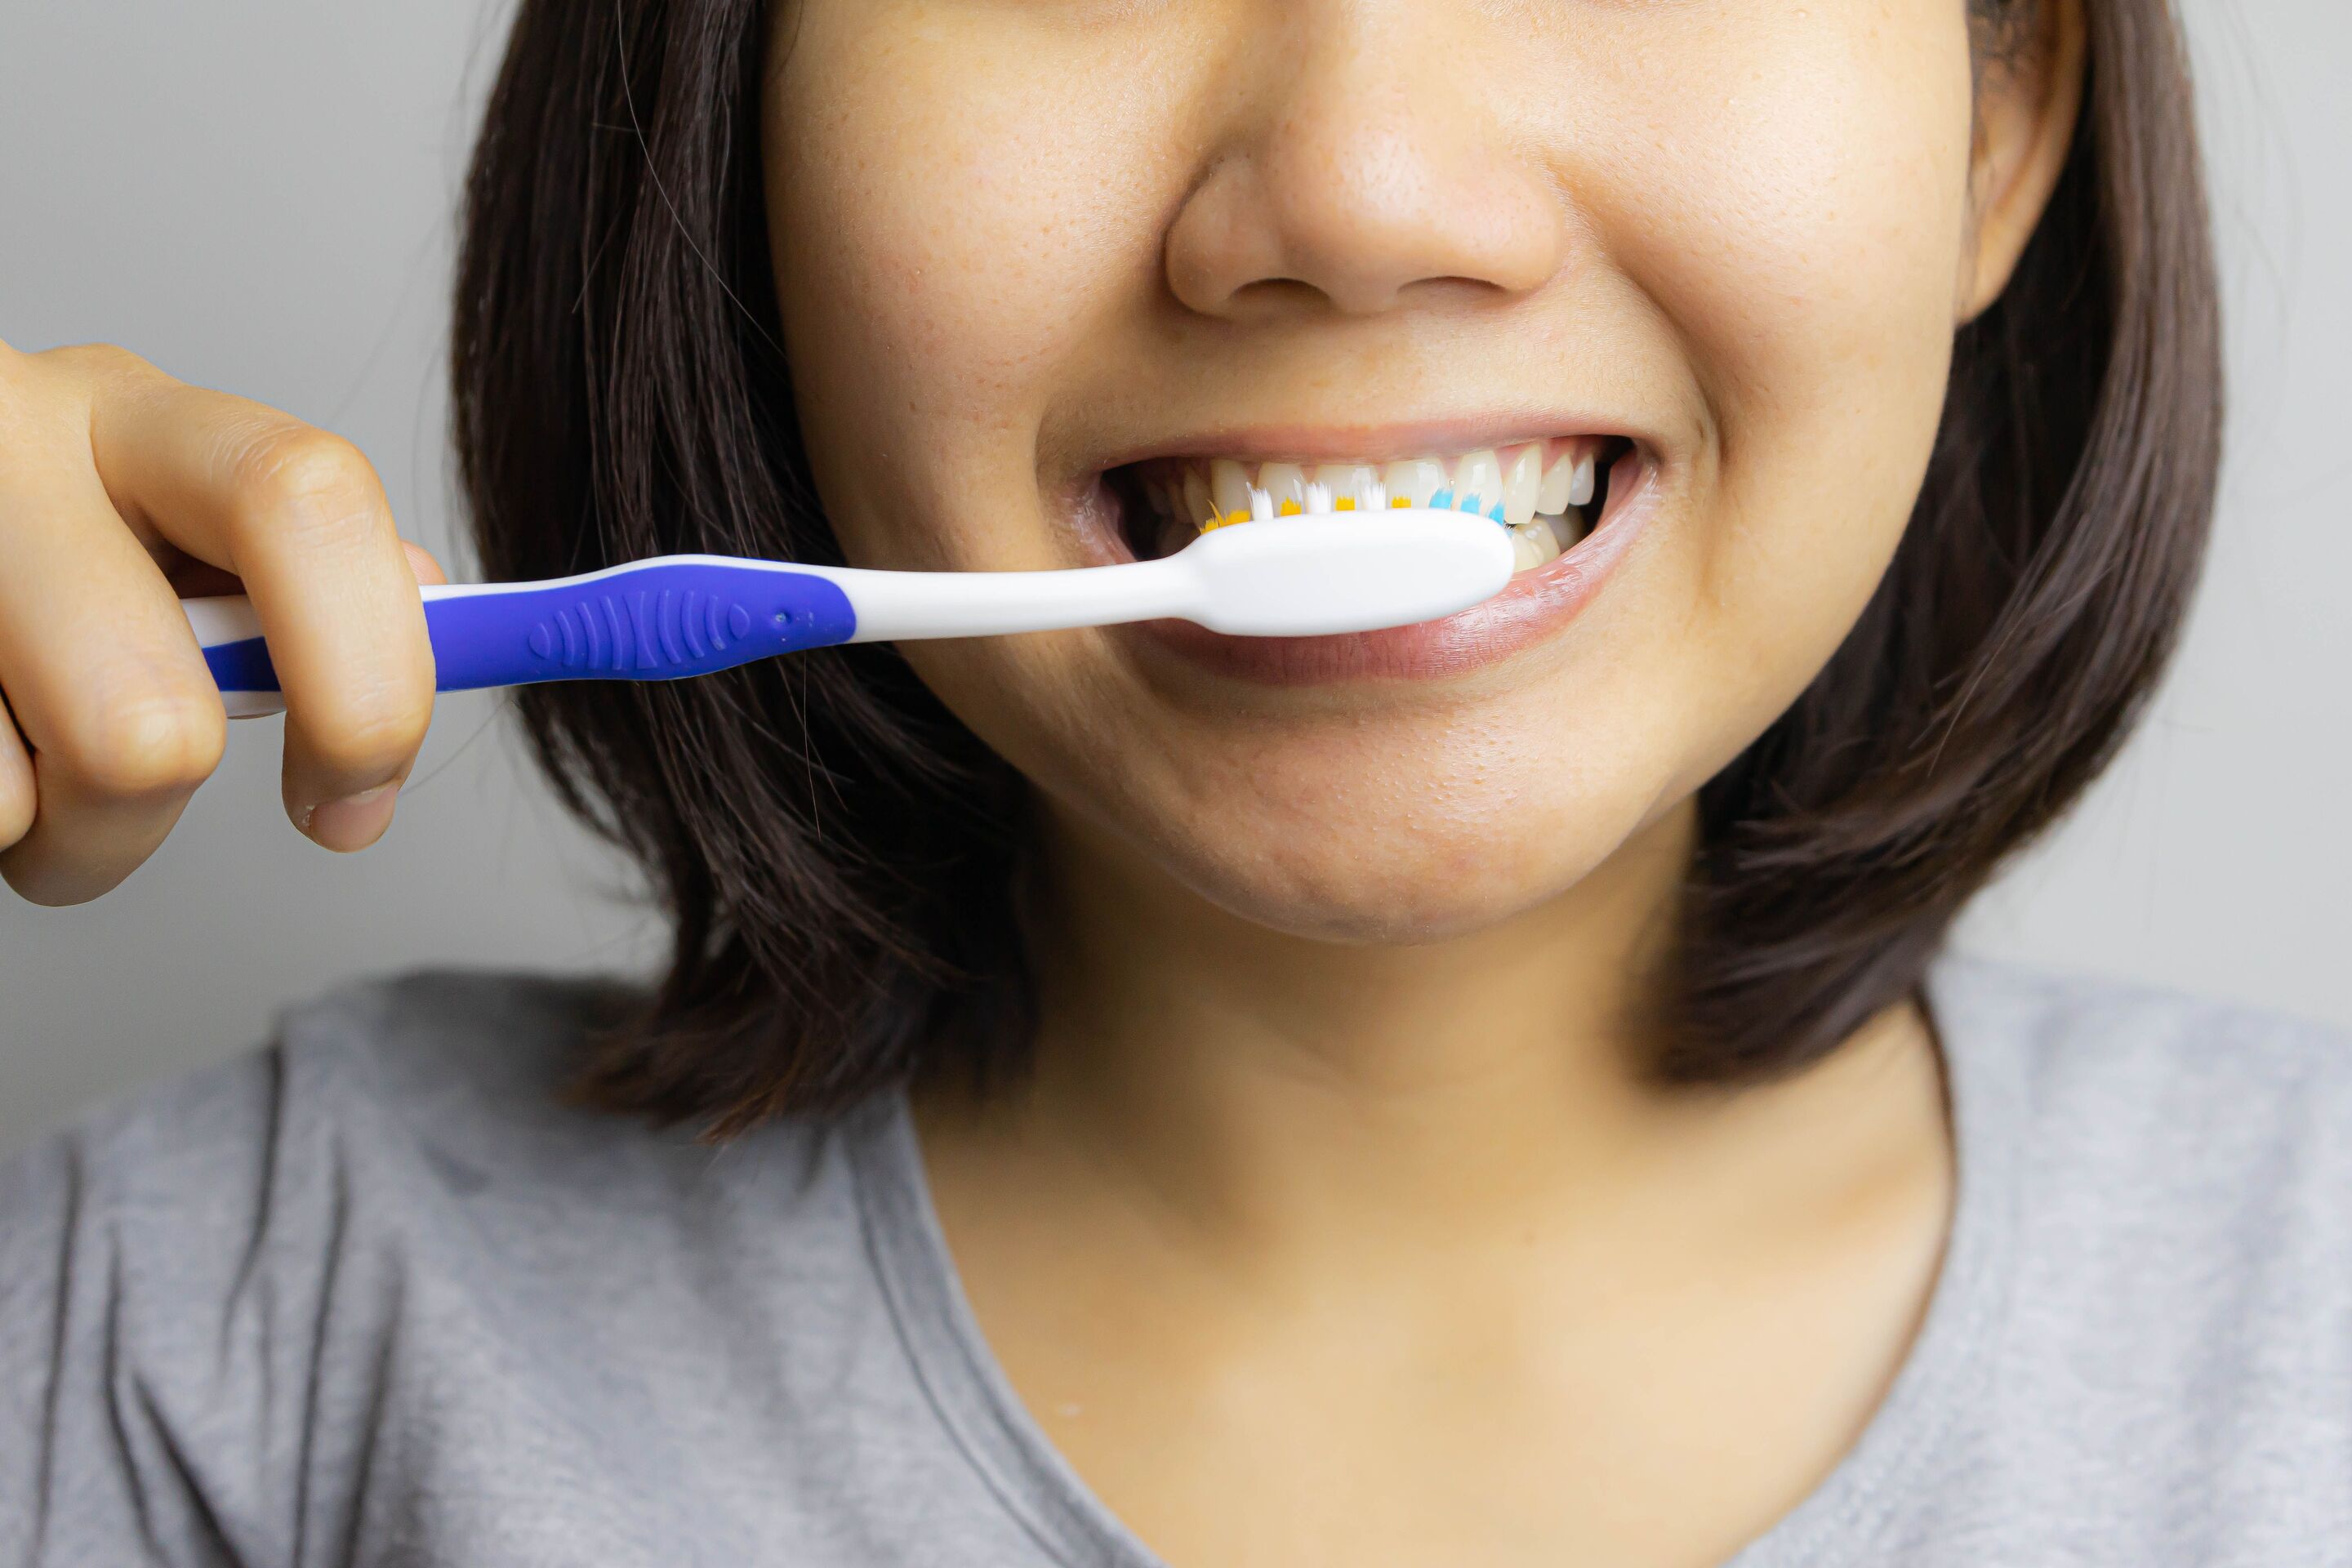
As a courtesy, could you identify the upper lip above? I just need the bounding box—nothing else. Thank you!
[1087,414,1648,474]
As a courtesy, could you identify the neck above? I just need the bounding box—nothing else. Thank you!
[917,800,1944,1276]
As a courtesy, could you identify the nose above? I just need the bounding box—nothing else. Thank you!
[1165,9,1569,320]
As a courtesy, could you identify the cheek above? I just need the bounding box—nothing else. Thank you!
[763,7,1187,556]
[1587,4,1980,727]
[763,1,1990,942]
[1594,7,1976,415]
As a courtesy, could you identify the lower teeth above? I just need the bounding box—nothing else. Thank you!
[1508,513,1588,572]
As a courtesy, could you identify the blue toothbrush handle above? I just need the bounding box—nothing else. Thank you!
[421,559,858,688]
[186,511,1520,719]
[187,556,860,717]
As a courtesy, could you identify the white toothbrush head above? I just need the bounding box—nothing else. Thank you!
[1174,510,1514,636]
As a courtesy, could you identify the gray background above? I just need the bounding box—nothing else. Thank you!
[1,3,2343,1154]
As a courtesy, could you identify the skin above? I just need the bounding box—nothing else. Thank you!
[0,0,2082,1561]
[0,351,443,902]
[762,0,2082,1563]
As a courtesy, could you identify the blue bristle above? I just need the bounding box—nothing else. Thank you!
[1487,501,1507,523]
[1429,488,1454,510]
[1457,493,1481,513]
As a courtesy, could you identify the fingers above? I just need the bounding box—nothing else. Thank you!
[0,349,229,904]
[83,356,436,851]
[0,694,38,866]
[0,340,440,906]
[403,539,449,589]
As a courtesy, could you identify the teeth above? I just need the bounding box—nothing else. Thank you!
[1570,452,1597,508]
[1454,449,1503,514]
[1183,469,1213,528]
[1508,521,1560,572]
[1211,459,1252,522]
[1502,444,1543,529]
[1158,439,1610,575]
[1383,458,1447,508]
[1258,462,1307,517]
[1307,464,1362,512]
[1535,448,1575,515]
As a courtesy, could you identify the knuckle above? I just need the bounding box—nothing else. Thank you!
[225,425,387,547]
[0,347,63,431]
[33,341,152,387]
[1,345,151,450]
[62,688,228,800]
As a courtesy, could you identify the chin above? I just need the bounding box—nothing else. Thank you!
[1101,775,1668,948]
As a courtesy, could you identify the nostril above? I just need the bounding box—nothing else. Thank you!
[1227,276,1329,312]
[1163,82,1570,320]
[1220,270,1513,322]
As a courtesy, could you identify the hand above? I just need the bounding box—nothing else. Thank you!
[0,338,443,906]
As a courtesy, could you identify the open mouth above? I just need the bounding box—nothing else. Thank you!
[1105,435,1641,576]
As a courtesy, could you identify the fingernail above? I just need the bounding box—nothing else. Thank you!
[303,782,400,851]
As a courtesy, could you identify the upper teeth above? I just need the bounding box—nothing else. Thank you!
[1146,439,1606,574]
[1185,439,1597,530]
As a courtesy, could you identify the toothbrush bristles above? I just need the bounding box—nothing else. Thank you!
[1183,471,1532,536]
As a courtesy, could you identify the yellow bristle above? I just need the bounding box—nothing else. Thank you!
[1223,510,1249,528]
[1277,498,1303,516]
[1391,495,1411,508]
[1334,497,1356,511]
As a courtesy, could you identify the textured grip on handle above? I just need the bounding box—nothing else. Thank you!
[193,559,859,715]
[423,560,857,690]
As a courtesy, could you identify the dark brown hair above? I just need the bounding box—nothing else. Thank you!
[452,0,2221,1131]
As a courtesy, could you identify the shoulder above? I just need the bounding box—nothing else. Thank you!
[0,967,871,1316]
[265,964,653,1169]
[1931,955,2352,1167]
[0,973,911,1563]
[17,968,655,1207]
[1867,960,2352,1549]
[1931,956,2352,1408]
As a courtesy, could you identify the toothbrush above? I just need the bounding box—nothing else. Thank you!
[185,510,1514,718]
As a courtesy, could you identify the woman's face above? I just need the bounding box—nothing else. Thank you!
[764,0,2001,942]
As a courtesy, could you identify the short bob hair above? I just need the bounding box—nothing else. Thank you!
[452,0,2221,1133]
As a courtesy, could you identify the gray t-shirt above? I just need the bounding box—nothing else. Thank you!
[2,959,2347,1566]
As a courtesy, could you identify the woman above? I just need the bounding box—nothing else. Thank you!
[4,0,2339,1562]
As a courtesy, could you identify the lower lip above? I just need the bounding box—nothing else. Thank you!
[1125,457,1659,685]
